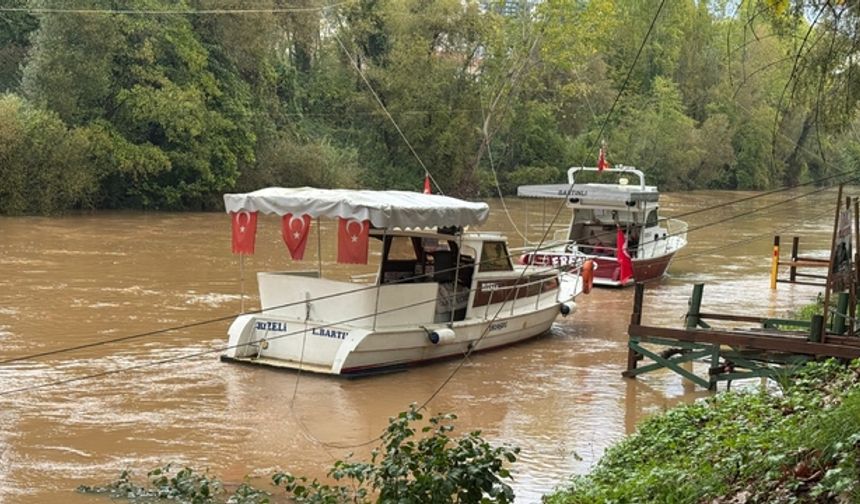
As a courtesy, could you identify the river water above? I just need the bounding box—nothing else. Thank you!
[0,189,841,503]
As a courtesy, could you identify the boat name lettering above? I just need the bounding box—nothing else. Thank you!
[481,282,501,292]
[488,321,508,332]
[558,189,588,196]
[312,327,349,340]
[255,320,288,332]
[549,255,574,266]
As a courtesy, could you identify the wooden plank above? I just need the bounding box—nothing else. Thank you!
[776,280,826,287]
[779,259,830,268]
[628,324,860,359]
[625,342,712,388]
[699,312,766,324]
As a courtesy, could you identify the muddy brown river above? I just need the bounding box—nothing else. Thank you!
[0,189,840,503]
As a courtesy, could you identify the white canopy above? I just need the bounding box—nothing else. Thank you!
[224,187,490,229]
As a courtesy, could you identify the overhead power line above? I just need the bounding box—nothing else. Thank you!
[0,4,347,14]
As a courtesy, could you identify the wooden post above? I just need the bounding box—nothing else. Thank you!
[834,292,849,335]
[770,236,780,290]
[822,184,844,343]
[790,236,799,283]
[848,198,860,336]
[686,283,704,329]
[626,282,645,375]
[809,314,824,343]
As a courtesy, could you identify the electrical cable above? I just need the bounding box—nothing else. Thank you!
[0,4,347,14]
[416,0,669,411]
[331,31,443,195]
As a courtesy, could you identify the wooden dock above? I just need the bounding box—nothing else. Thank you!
[624,283,860,390]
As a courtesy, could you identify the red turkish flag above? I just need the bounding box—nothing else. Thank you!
[337,218,370,264]
[231,211,258,255]
[616,228,633,283]
[281,213,312,260]
[423,174,432,194]
[597,146,609,171]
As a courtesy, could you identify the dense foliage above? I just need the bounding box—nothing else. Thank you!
[78,405,520,503]
[3,0,860,213]
[545,359,860,503]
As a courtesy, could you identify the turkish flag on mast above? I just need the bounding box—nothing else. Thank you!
[281,213,312,260]
[597,146,609,171]
[231,211,258,255]
[423,174,432,194]
[616,228,633,283]
[337,218,370,264]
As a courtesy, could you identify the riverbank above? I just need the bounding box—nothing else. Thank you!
[545,359,860,503]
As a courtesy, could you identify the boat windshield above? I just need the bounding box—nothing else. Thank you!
[480,241,513,272]
[645,209,658,227]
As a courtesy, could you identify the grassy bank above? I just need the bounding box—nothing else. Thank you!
[545,359,860,503]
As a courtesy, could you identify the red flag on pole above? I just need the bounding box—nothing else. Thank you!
[231,211,258,255]
[597,146,609,171]
[616,228,633,283]
[281,213,312,260]
[337,218,370,264]
[423,174,432,194]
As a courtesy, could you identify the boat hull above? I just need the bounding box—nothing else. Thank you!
[520,248,679,287]
[221,302,569,376]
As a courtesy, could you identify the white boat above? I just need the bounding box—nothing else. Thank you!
[221,187,587,376]
[517,166,688,287]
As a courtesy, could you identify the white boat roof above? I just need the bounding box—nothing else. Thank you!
[224,187,490,229]
[517,183,659,203]
[518,166,659,206]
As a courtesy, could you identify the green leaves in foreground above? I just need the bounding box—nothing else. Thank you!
[545,359,860,504]
[78,404,519,503]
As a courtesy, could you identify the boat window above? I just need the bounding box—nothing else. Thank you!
[573,209,594,224]
[646,210,658,227]
[480,241,513,272]
[388,236,418,260]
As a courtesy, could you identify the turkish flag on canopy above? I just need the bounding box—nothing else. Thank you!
[597,146,609,171]
[337,218,370,264]
[616,228,633,283]
[281,213,312,260]
[231,211,258,255]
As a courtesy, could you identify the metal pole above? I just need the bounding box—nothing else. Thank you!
[451,233,463,326]
[316,217,322,278]
[524,199,529,247]
[372,228,386,331]
[240,254,245,313]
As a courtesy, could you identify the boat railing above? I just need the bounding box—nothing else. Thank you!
[482,275,546,318]
[567,166,646,189]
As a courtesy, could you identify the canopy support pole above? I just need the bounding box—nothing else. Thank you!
[372,228,387,331]
[316,217,322,278]
[451,233,464,326]
[239,254,246,313]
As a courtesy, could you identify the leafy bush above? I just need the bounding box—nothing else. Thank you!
[79,404,519,503]
[545,359,860,503]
